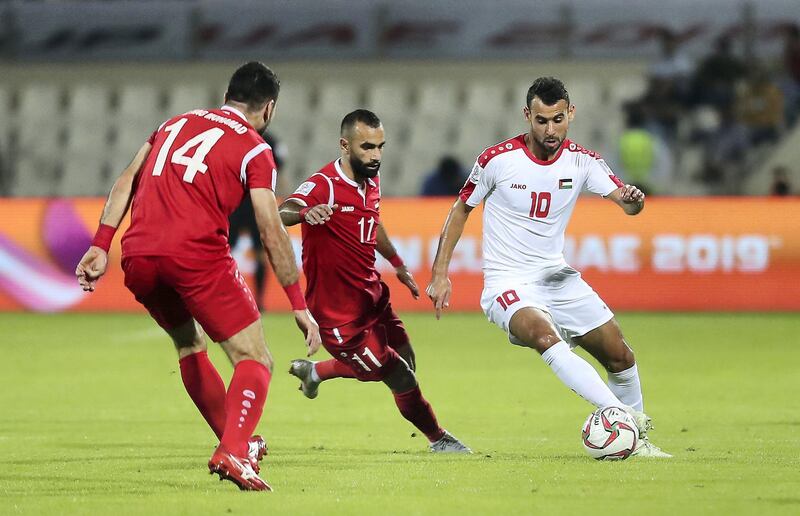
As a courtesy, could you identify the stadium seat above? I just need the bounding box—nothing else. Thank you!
[365,81,412,119]
[67,84,110,124]
[116,84,162,127]
[65,85,112,156]
[452,115,504,166]
[415,81,460,121]
[608,76,647,109]
[58,155,107,197]
[463,81,509,119]
[316,82,362,121]
[165,84,212,117]
[12,155,58,196]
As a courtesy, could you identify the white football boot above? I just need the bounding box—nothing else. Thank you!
[624,407,673,458]
[429,431,472,454]
[288,359,320,399]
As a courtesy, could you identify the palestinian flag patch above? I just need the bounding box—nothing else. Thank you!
[559,178,573,190]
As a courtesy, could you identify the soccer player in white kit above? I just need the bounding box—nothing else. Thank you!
[427,77,670,457]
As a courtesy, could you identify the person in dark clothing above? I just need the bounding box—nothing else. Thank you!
[229,131,286,311]
[420,156,467,196]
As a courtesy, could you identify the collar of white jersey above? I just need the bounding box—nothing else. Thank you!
[334,158,377,189]
[220,105,248,123]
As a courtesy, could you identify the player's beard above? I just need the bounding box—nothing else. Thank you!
[350,155,380,179]
[537,134,565,155]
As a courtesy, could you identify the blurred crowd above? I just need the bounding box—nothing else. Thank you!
[417,26,800,199]
[615,26,799,196]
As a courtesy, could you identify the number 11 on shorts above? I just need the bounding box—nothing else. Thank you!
[352,347,382,372]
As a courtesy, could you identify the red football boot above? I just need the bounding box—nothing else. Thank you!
[247,435,268,473]
[208,445,272,491]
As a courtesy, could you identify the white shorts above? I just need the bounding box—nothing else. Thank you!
[481,266,614,348]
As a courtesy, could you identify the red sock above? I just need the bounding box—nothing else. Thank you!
[392,386,445,443]
[315,359,357,381]
[220,360,271,457]
[179,351,226,439]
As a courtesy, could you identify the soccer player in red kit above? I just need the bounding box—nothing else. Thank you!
[75,62,322,491]
[279,110,470,453]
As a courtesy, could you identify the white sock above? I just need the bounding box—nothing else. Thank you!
[607,363,643,412]
[541,341,621,408]
[310,363,321,383]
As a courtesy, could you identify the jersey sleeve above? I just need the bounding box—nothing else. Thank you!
[241,143,278,191]
[459,160,495,207]
[584,157,624,197]
[285,173,333,207]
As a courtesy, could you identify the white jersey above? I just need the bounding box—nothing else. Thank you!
[459,134,623,288]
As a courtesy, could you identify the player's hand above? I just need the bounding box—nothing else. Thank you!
[425,275,452,320]
[293,308,322,357]
[75,246,109,292]
[302,204,338,225]
[395,265,420,299]
[620,184,645,204]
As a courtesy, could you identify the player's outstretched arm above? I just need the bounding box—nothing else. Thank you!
[279,199,338,227]
[377,222,419,299]
[252,188,322,356]
[76,142,151,292]
[607,184,645,216]
[427,199,474,319]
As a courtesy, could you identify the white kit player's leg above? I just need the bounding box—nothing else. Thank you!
[541,341,622,408]
[607,363,644,412]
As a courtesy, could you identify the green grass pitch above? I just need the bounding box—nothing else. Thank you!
[1,312,798,515]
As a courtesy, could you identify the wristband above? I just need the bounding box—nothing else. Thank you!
[298,206,311,223]
[283,281,307,310]
[388,254,404,268]
[91,224,117,253]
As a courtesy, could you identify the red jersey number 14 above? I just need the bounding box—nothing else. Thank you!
[152,118,225,183]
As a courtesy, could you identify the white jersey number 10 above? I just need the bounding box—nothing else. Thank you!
[152,118,225,183]
[529,192,552,219]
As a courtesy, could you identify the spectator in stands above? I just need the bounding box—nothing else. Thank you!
[228,130,286,312]
[639,76,683,142]
[779,24,800,126]
[420,156,467,196]
[770,166,792,196]
[648,29,693,101]
[691,36,747,112]
[699,105,749,192]
[736,68,784,146]
[612,104,673,195]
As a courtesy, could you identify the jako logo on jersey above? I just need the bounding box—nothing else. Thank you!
[341,206,355,212]
[511,183,527,190]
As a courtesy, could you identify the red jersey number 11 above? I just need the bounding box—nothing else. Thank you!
[152,118,225,183]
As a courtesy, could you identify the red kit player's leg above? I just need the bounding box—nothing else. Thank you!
[315,359,357,380]
[179,350,227,439]
[123,257,228,437]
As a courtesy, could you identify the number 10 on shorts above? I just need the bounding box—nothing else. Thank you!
[496,289,520,311]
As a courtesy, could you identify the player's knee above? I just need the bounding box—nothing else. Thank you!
[395,343,416,372]
[383,362,418,393]
[519,329,562,353]
[606,344,635,373]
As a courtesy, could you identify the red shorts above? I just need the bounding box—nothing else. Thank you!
[320,294,410,382]
[122,254,260,342]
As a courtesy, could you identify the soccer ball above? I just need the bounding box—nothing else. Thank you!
[581,406,639,460]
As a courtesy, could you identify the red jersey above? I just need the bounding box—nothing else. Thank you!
[122,106,276,260]
[286,159,382,329]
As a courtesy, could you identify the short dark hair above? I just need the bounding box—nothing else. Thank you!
[340,109,382,136]
[225,61,280,111]
[526,77,569,108]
